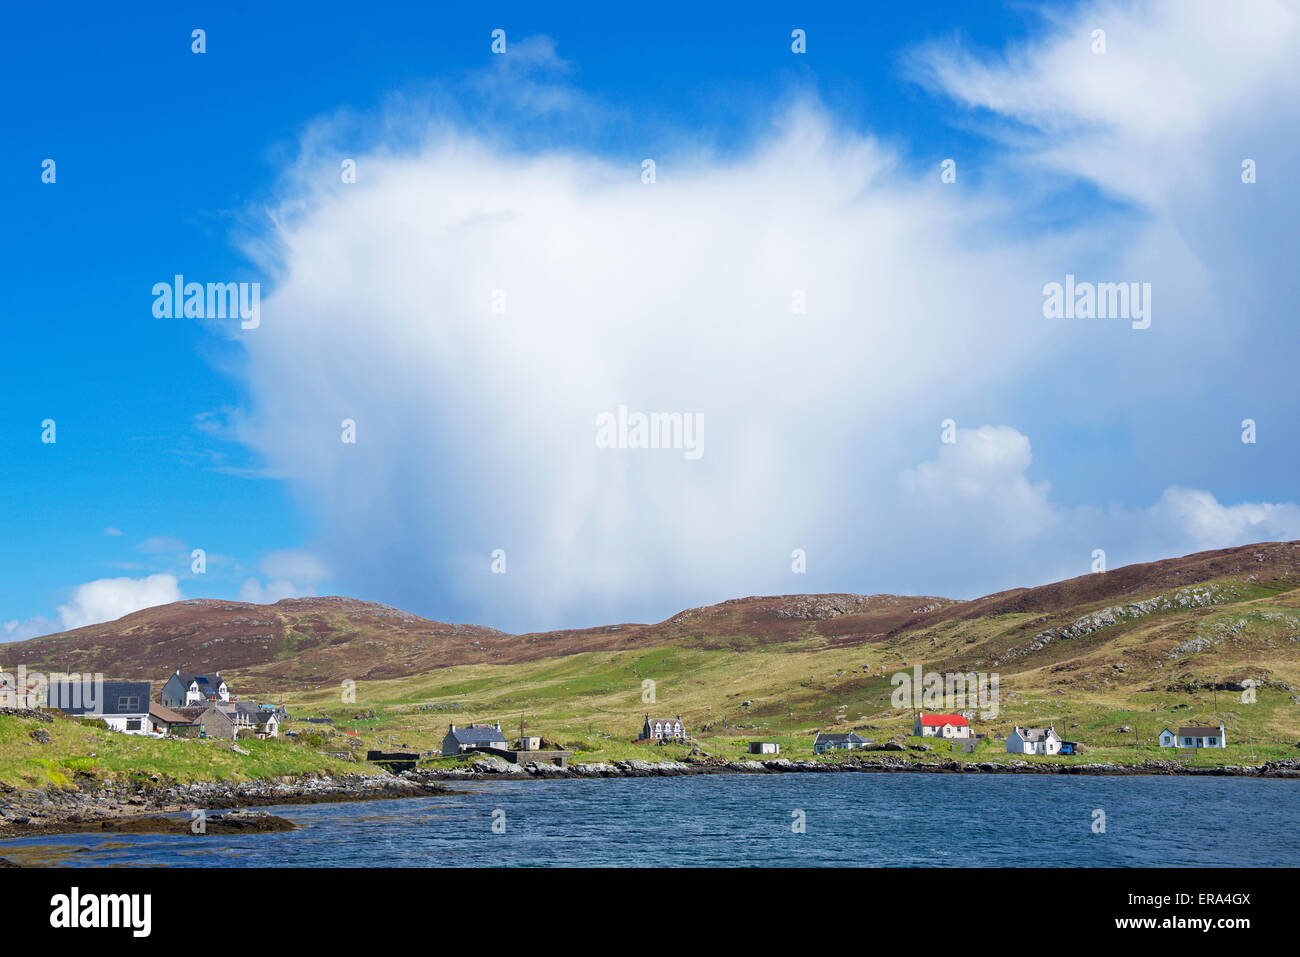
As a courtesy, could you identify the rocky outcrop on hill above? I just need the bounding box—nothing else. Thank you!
[995,584,1240,665]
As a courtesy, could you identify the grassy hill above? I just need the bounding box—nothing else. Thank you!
[4,541,1300,776]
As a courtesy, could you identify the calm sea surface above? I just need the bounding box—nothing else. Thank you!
[5,773,1299,867]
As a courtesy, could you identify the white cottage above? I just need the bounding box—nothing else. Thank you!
[1159,724,1226,748]
[812,731,869,754]
[1006,725,1062,755]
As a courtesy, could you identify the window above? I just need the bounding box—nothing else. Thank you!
[118,695,141,711]
[126,718,142,731]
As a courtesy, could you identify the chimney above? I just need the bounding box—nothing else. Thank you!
[449,723,456,732]
[494,721,501,731]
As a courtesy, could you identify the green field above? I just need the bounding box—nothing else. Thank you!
[0,713,368,789]
[273,630,1299,770]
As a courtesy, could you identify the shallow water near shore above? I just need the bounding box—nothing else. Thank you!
[4,773,1299,867]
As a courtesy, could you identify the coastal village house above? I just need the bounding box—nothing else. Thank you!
[813,731,869,754]
[1006,726,1062,755]
[913,713,972,739]
[146,702,190,735]
[189,705,237,740]
[48,680,151,734]
[639,715,686,742]
[441,722,508,755]
[1159,724,1227,748]
[38,666,284,740]
[150,699,283,739]
[204,700,284,738]
[161,670,230,708]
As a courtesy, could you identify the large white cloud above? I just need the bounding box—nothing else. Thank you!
[237,105,1079,627]
[54,574,184,631]
[227,3,1300,629]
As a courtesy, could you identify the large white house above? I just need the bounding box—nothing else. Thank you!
[639,715,687,742]
[1006,725,1062,755]
[161,671,230,708]
[1159,724,1227,748]
[913,713,972,739]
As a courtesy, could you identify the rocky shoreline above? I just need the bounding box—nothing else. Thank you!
[410,753,1300,781]
[0,771,454,841]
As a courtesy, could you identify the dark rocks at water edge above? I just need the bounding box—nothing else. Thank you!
[407,755,1300,782]
[0,772,453,838]
[14,809,297,836]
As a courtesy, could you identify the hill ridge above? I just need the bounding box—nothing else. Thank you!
[5,541,1299,685]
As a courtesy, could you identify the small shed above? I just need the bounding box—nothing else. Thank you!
[748,741,780,755]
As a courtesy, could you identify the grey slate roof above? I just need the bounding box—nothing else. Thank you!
[814,732,868,745]
[177,673,224,693]
[48,680,151,716]
[447,724,507,745]
[1014,726,1059,742]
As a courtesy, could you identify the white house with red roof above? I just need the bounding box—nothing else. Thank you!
[913,712,972,739]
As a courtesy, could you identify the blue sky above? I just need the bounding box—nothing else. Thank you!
[3,0,1299,639]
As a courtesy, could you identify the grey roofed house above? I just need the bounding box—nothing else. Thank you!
[230,700,283,734]
[194,704,237,740]
[441,722,507,756]
[813,731,870,753]
[231,700,263,721]
[161,670,229,708]
[1016,727,1056,742]
[47,680,151,717]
